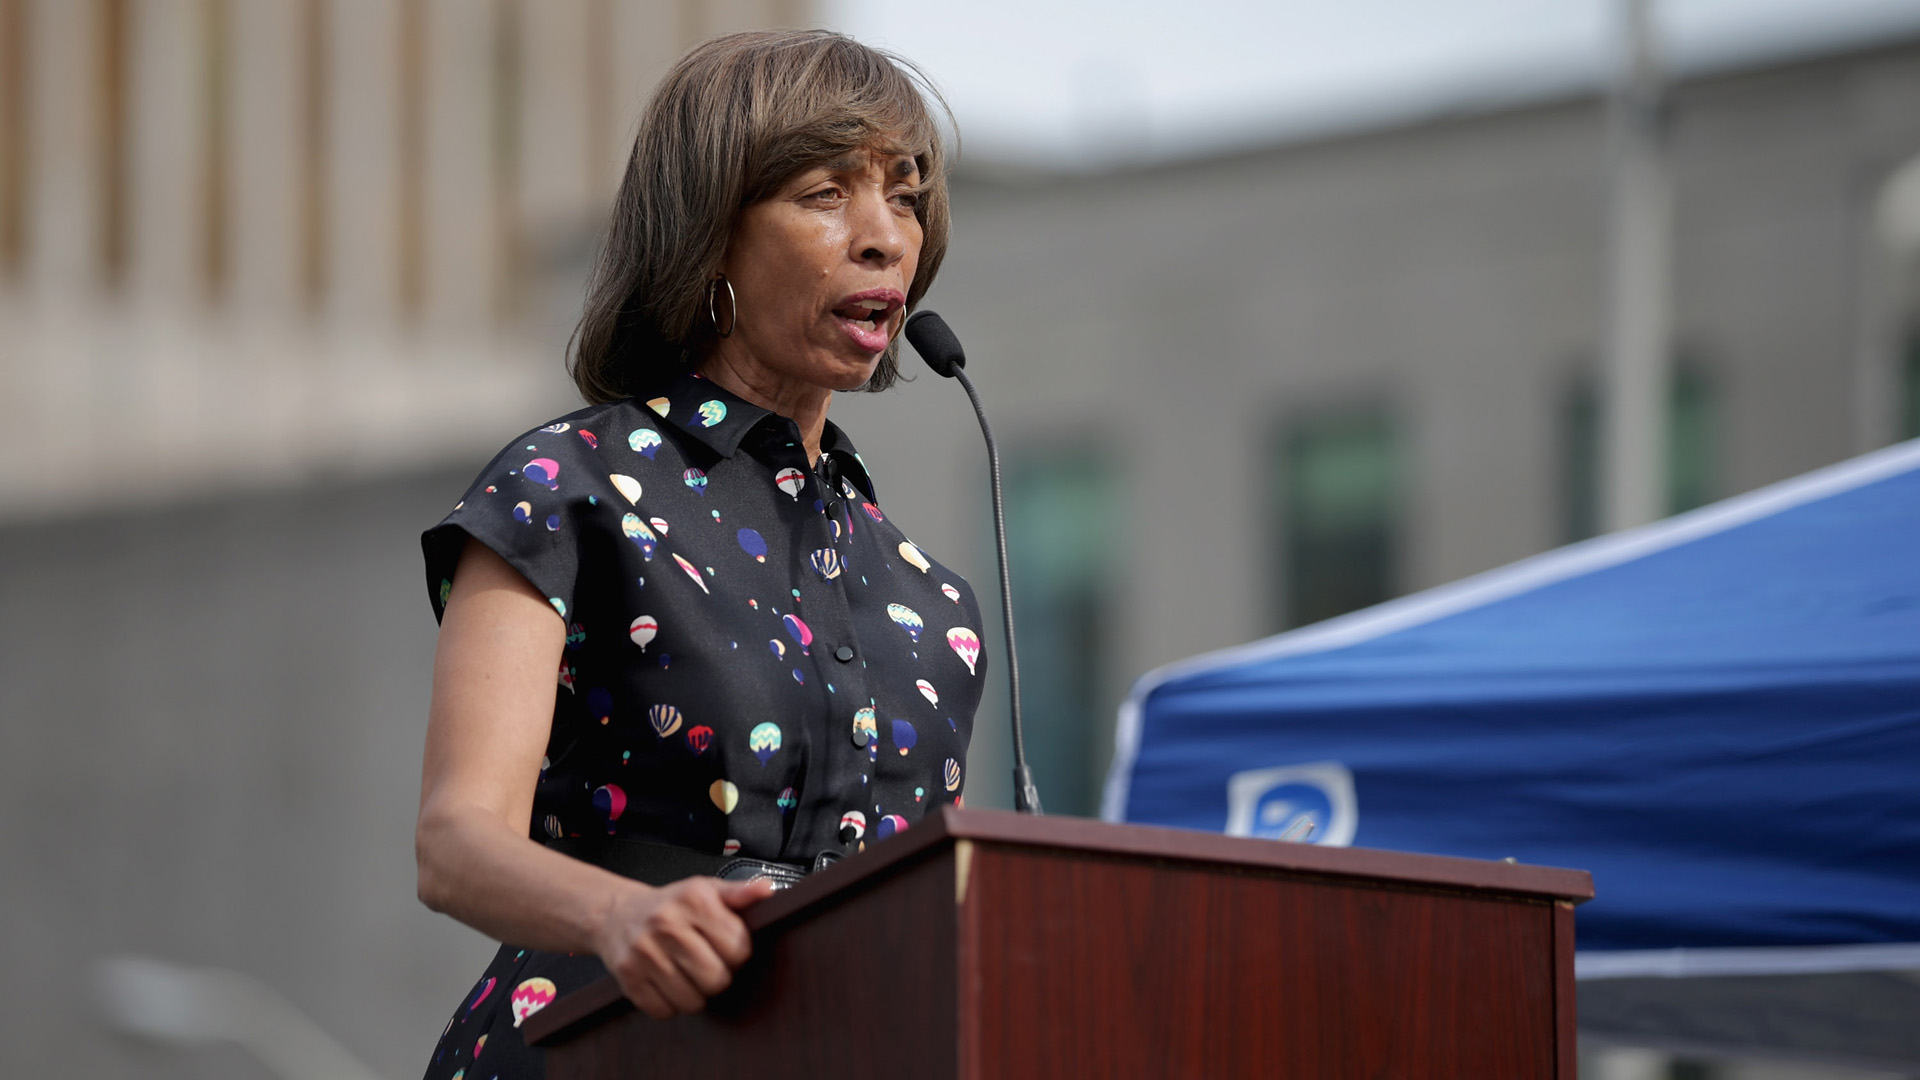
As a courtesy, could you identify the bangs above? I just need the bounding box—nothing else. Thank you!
[741,37,949,207]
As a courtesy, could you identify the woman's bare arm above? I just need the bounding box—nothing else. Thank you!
[415,538,772,1017]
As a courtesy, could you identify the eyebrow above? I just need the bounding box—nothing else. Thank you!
[820,151,920,178]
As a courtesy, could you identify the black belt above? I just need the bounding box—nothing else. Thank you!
[546,836,836,891]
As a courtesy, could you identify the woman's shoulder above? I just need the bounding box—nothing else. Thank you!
[477,398,675,471]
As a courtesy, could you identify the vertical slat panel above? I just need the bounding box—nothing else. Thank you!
[0,0,26,280]
[127,0,199,305]
[26,0,97,296]
[228,0,302,318]
[325,0,398,325]
[422,0,496,330]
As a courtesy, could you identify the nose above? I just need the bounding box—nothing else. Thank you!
[849,189,909,268]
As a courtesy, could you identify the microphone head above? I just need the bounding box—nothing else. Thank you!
[904,310,966,378]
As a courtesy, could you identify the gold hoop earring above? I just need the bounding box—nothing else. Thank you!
[708,275,737,338]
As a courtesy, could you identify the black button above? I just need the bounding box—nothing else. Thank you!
[852,728,870,748]
[833,645,855,663]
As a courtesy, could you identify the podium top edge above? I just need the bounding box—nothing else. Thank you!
[740,808,1591,935]
[929,808,1595,901]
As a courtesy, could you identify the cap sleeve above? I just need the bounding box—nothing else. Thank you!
[422,425,593,625]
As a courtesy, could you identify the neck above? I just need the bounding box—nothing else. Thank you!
[696,348,832,466]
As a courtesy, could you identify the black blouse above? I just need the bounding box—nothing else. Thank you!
[421,372,987,864]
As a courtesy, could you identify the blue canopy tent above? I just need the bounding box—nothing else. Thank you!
[1103,439,1920,988]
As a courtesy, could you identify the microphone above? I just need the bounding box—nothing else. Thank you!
[904,310,1042,815]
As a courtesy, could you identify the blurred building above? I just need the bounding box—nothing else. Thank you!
[0,2,807,1078]
[5,4,1920,1078]
[861,30,1920,822]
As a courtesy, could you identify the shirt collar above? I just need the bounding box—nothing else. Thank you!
[648,373,878,503]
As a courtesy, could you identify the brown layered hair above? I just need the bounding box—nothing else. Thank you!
[569,30,953,404]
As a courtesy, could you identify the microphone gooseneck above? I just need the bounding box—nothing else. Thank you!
[903,311,1043,815]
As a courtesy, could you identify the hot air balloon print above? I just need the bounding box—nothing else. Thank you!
[886,603,924,642]
[513,501,534,523]
[944,757,962,792]
[769,639,785,659]
[941,582,961,603]
[710,779,739,813]
[648,704,683,738]
[540,422,570,434]
[891,719,917,756]
[671,553,710,593]
[510,978,557,1028]
[916,679,938,706]
[645,397,670,417]
[609,474,642,504]
[695,400,727,427]
[749,722,782,765]
[898,541,930,572]
[737,528,767,562]
[852,707,878,747]
[682,467,708,495]
[775,467,806,499]
[809,548,842,580]
[839,810,866,842]
[467,977,497,1014]
[629,615,658,650]
[592,784,627,831]
[947,627,981,675]
[862,502,883,522]
[586,687,612,724]
[778,786,797,813]
[877,814,909,839]
[782,614,812,654]
[524,458,560,489]
[543,814,563,838]
[578,429,598,449]
[685,725,713,755]
[649,516,669,535]
[620,514,657,559]
[628,428,662,458]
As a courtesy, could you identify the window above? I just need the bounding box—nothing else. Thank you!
[1275,409,1399,630]
[1003,450,1116,817]
[1904,328,1920,441]
[1562,363,1718,542]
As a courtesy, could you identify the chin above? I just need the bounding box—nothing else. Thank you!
[821,354,884,392]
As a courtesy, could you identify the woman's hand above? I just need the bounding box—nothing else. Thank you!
[595,876,777,1018]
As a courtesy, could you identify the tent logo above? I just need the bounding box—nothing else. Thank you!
[1224,762,1358,846]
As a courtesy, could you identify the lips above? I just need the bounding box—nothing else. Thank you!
[831,289,904,354]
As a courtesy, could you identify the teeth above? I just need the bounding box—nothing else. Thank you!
[854,299,889,311]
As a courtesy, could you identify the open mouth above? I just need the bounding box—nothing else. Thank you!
[832,292,904,352]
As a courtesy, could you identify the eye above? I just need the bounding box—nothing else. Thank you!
[802,183,848,205]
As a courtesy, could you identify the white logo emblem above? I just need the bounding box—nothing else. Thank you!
[1224,761,1357,846]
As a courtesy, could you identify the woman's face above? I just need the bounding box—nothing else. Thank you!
[715,147,924,396]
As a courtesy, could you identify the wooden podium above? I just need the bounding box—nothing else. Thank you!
[524,808,1592,1078]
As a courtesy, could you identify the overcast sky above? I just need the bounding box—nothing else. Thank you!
[820,0,1920,168]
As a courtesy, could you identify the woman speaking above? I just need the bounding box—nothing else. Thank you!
[412,30,986,1079]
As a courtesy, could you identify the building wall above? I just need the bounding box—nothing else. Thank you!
[0,0,807,523]
[834,38,1920,815]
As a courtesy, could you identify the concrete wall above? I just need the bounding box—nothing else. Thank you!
[0,469,489,1077]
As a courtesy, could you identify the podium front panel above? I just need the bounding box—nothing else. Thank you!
[958,841,1560,1078]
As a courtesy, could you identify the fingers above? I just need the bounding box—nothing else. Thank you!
[603,878,763,1018]
[679,877,760,970]
[719,877,778,910]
